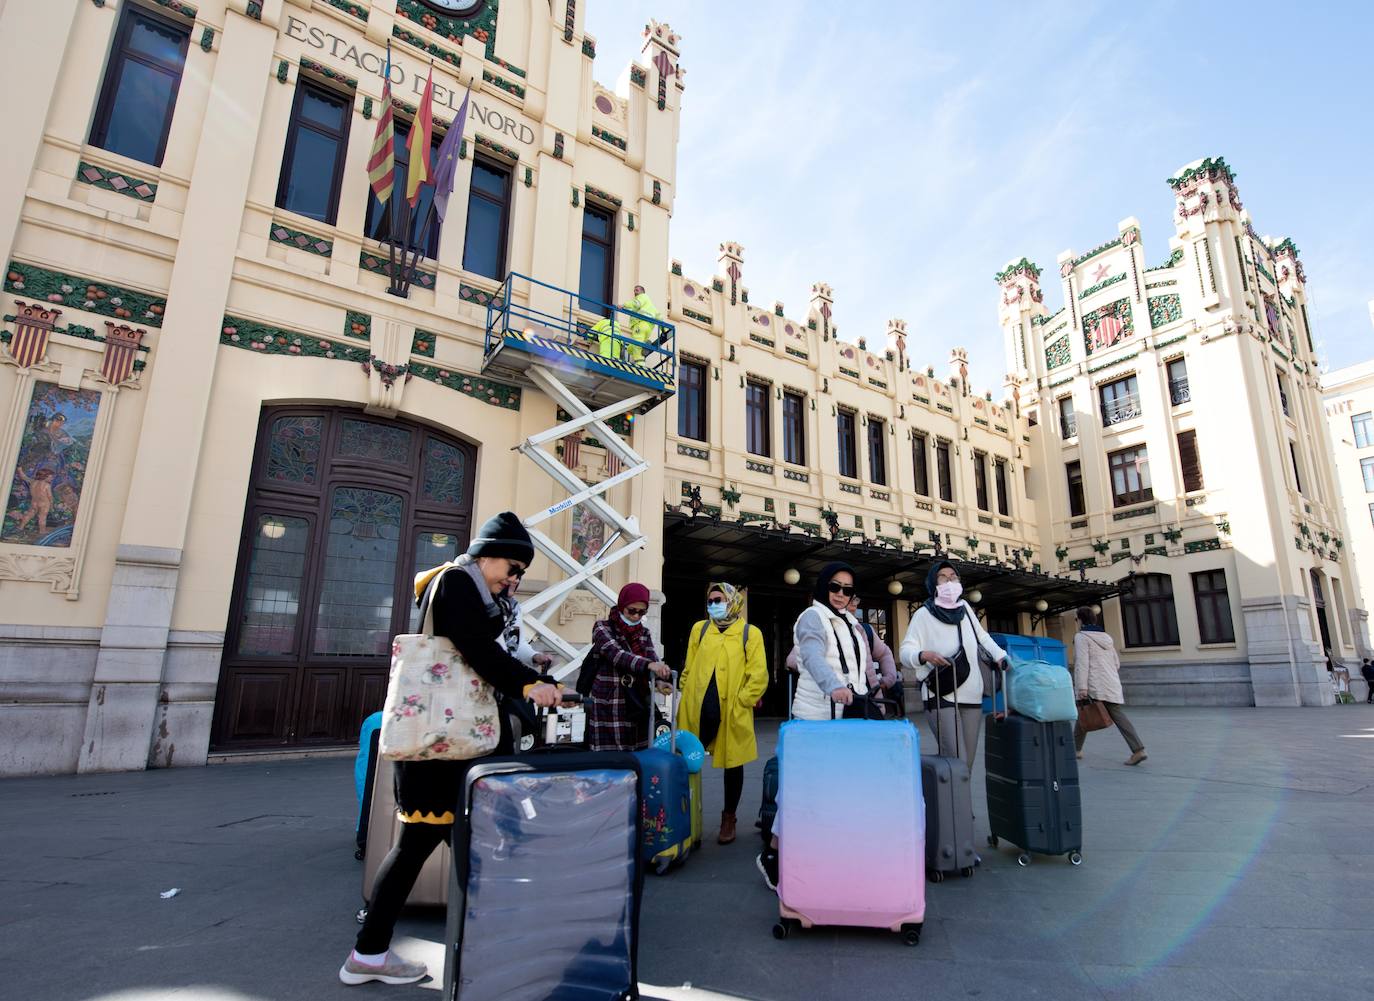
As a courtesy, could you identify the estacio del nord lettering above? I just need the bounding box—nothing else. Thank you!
[284,15,535,146]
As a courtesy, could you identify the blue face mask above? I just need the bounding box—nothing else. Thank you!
[706,601,727,620]
[619,612,642,628]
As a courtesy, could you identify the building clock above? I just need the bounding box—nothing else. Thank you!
[418,0,486,15]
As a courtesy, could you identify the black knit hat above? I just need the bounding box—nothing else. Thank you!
[468,511,534,563]
[813,561,856,604]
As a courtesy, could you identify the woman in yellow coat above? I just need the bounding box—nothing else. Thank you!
[678,581,769,846]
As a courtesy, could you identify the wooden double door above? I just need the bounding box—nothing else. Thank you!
[211,406,476,750]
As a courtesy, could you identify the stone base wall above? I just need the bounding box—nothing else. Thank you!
[1119,659,1254,707]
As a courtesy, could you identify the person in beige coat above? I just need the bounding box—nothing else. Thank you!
[1072,606,1146,765]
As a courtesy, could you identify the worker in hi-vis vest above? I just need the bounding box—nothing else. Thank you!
[594,285,659,362]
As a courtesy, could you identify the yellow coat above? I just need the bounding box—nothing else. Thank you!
[678,618,769,769]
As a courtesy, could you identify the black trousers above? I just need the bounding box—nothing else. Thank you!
[356,820,451,954]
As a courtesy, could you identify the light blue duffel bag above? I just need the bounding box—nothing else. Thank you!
[1006,658,1078,722]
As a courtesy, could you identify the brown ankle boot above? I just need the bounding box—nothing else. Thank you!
[718,812,737,845]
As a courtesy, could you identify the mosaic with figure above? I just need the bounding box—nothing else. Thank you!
[2,382,101,547]
[569,503,606,564]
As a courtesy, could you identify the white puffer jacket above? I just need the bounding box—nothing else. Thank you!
[791,601,871,721]
[1072,629,1124,703]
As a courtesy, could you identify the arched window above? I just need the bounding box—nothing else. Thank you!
[1121,573,1179,648]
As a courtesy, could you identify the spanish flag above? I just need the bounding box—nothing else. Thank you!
[406,66,435,206]
[366,43,396,204]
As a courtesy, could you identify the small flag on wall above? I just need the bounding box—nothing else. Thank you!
[431,85,471,223]
[6,300,61,368]
[100,322,145,385]
[560,431,582,470]
[366,43,396,204]
[606,450,623,478]
[405,66,436,206]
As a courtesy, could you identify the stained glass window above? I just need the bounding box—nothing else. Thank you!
[408,531,462,630]
[338,418,411,465]
[237,514,310,655]
[313,488,404,656]
[265,415,322,484]
[421,438,467,506]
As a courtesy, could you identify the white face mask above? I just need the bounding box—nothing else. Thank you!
[936,581,963,606]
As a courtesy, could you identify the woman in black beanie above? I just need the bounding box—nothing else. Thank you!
[341,511,562,987]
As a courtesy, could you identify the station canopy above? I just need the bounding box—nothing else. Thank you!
[664,512,1125,617]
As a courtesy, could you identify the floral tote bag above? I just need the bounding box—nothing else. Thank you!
[378,565,500,761]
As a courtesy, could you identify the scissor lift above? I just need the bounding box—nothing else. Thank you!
[482,273,676,680]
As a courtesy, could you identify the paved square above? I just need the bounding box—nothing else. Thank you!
[2,706,1371,1000]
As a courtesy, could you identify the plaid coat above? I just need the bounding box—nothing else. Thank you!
[587,618,659,751]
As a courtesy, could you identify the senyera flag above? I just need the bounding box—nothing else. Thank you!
[406,66,436,206]
[367,43,396,204]
[431,84,471,223]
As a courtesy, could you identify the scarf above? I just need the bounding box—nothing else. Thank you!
[922,559,966,626]
[707,581,745,629]
[415,555,518,646]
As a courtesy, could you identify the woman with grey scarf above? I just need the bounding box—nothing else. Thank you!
[341,512,561,988]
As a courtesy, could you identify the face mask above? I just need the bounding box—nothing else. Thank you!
[706,601,727,620]
[936,581,963,605]
[619,612,642,628]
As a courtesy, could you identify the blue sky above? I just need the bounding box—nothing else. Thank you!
[586,1,1374,389]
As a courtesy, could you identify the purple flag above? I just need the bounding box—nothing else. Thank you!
[431,85,471,223]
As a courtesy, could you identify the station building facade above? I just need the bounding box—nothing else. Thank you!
[0,2,1360,777]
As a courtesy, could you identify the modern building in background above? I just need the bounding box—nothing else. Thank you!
[1322,355,1374,700]
[0,2,1363,777]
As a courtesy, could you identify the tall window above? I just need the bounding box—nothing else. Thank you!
[912,433,930,496]
[994,458,1010,517]
[1276,372,1291,417]
[1177,429,1204,493]
[462,158,512,280]
[867,418,887,485]
[1354,412,1374,449]
[1107,445,1152,507]
[1369,502,1374,527]
[678,360,706,441]
[365,120,441,258]
[935,440,954,502]
[783,391,805,465]
[1066,460,1086,517]
[1100,375,1141,427]
[1289,440,1304,494]
[837,410,858,479]
[276,82,352,225]
[90,5,191,166]
[745,382,770,457]
[1361,457,1374,493]
[579,205,615,314]
[1167,358,1190,406]
[973,452,990,511]
[1192,570,1235,644]
[1121,573,1180,648]
[1058,396,1077,438]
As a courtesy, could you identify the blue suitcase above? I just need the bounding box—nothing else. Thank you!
[634,747,693,874]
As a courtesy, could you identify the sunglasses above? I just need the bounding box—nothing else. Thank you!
[828,582,855,596]
[505,561,528,579]
[622,606,648,618]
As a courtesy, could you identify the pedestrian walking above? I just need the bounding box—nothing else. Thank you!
[586,582,672,751]
[1362,659,1374,704]
[341,512,562,987]
[899,560,1008,770]
[678,582,768,847]
[1071,606,1147,765]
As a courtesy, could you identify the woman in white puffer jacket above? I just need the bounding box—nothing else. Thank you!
[790,561,872,721]
[1072,606,1146,765]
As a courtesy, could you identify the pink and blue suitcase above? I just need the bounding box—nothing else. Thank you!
[773,719,925,945]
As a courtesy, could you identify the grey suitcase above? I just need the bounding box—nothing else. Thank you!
[920,649,977,882]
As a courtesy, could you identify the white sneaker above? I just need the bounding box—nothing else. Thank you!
[339,952,427,986]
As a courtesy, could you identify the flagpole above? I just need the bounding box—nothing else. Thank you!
[397,61,440,298]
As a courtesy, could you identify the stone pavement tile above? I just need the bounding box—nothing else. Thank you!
[1080,963,1242,1001]
[941,918,1074,964]
[956,958,1105,1000]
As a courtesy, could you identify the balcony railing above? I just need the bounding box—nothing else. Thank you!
[1101,393,1142,427]
[1169,378,1190,406]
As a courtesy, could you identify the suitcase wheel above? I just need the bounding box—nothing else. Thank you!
[354,848,364,861]
[926,868,945,884]
[987,834,999,848]
[355,907,368,924]
[1016,853,1031,867]
[1068,851,1083,866]
[960,866,975,879]
[901,923,922,947]
[772,920,791,940]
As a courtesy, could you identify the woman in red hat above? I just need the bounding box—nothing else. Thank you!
[587,582,672,751]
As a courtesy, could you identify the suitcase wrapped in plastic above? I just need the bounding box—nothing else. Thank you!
[773,720,925,945]
[1004,659,1078,723]
[634,747,693,873]
[988,633,1068,669]
[984,713,1083,866]
[444,753,643,1001]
